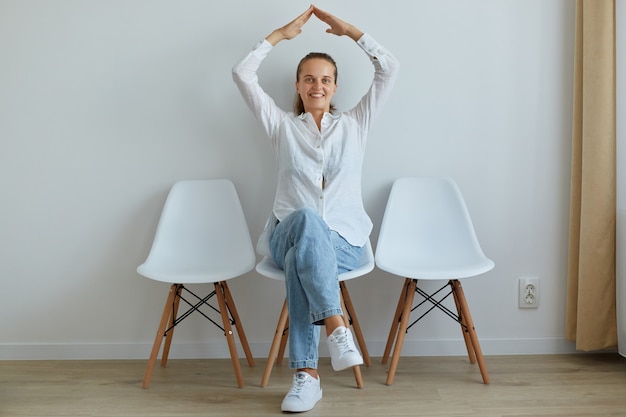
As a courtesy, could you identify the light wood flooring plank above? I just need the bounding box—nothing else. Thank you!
[1,354,626,416]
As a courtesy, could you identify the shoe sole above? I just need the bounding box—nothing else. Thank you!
[331,353,364,371]
[281,389,323,413]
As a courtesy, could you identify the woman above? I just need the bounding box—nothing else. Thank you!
[233,5,399,413]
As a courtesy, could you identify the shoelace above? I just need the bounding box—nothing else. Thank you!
[333,331,352,354]
[288,374,310,395]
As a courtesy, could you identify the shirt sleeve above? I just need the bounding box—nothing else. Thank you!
[232,40,287,140]
[346,33,400,132]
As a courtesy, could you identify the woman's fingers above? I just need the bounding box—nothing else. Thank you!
[277,5,314,40]
[293,5,314,29]
[286,5,314,37]
[312,6,348,36]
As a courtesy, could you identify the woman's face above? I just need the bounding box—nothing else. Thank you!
[296,58,337,114]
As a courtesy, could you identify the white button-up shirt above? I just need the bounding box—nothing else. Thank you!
[233,33,399,252]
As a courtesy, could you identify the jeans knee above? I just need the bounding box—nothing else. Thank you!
[270,208,331,266]
[290,208,325,231]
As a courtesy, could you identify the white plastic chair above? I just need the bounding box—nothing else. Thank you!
[137,179,256,388]
[375,177,495,385]
[256,240,375,388]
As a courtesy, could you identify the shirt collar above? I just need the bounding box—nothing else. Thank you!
[297,112,341,121]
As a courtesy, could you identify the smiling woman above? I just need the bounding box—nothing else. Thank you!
[232,4,399,413]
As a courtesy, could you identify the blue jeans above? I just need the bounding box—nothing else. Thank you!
[269,208,364,369]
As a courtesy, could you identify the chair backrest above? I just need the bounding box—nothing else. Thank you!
[256,239,375,282]
[375,177,494,280]
[137,179,256,284]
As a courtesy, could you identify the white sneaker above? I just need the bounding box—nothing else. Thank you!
[327,326,363,371]
[281,371,323,413]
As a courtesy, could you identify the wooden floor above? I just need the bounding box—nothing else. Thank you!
[1,354,626,416]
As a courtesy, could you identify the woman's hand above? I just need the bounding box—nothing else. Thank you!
[313,6,363,41]
[266,5,314,46]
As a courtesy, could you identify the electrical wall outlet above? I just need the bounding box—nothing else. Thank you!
[518,277,539,308]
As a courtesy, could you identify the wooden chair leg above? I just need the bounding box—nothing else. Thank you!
[451,280,490,384]
[450,280,476,364]
[142,284,177,389]
[261,299,289,387]
[276,316,289,366]
[382,278,411,365]
[160,284,183,367]
[339,304,364,389]
[221,281,255,367]
[385,279,417,386]
[340,281,371,367]
[215,282,244,388]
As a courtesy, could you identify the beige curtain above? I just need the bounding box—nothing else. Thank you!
[566,0,617,351]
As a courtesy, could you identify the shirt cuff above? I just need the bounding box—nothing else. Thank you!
[357,33,383,58]
[249,38,274,60]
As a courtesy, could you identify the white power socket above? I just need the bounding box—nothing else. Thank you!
[518,277,539,308]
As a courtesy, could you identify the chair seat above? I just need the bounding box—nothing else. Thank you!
[255,240,374,282]
[375,257,494,281]
[137,263,255,284]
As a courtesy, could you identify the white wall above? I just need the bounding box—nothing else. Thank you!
[0,0,577,359]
